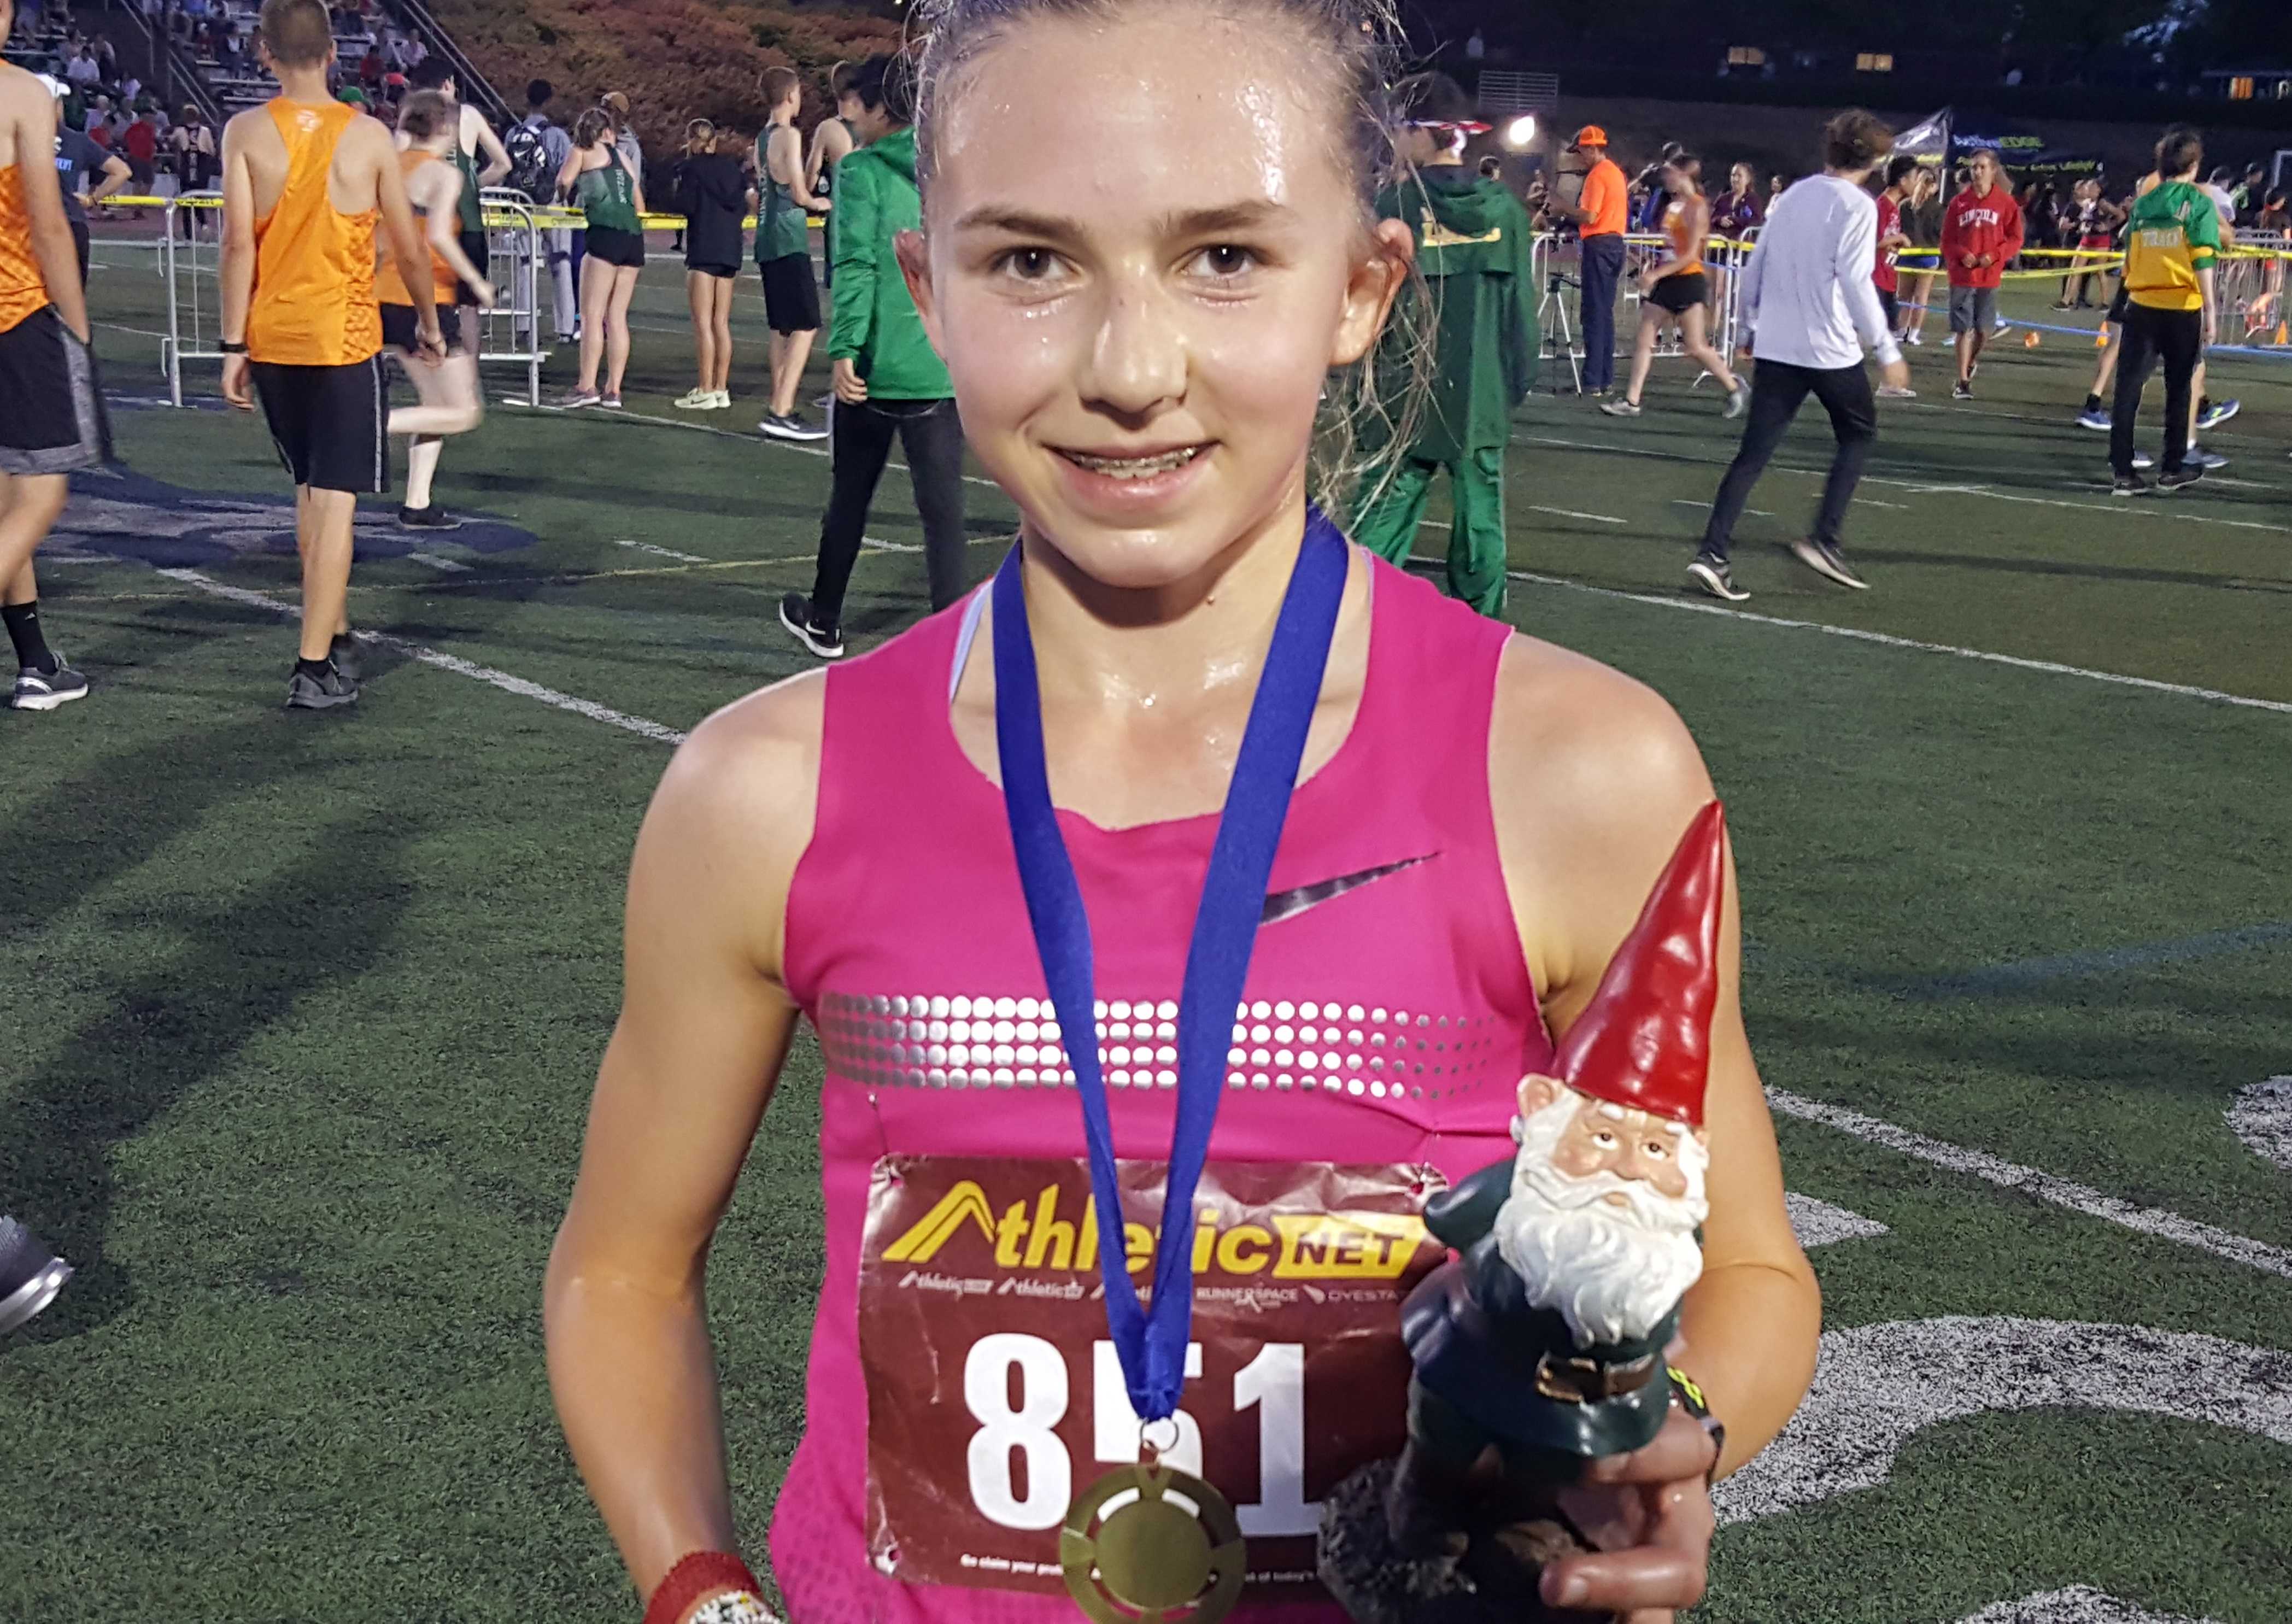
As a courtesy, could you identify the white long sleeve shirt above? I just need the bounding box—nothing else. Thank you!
[1736,173,1903,371]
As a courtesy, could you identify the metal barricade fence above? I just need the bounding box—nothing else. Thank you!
[157,189,552,407]
[1535,228,1758,391]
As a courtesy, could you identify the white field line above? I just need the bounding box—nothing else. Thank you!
[407,551,472,573]
[156,568,689,745]
[1514,432,2292,535]
[1527,504,1628,525]
[616,538,708,563]
[1767,1087,2292,1280]
[1498,566,2292,717]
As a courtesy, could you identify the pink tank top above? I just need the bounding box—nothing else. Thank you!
[776,553,1553,1623]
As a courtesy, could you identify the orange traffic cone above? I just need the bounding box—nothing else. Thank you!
[2277,321,2289,345]
[2023,330,2042,349]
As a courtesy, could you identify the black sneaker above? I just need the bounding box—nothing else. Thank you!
[1953,381,1973,401]
[2154,465,2205,494]
[398,505,464,530]
[778,593,846,659]
[286,663,361,709]
[1790,537,1869,590]
[1686,553,1749,602]
[0,1216,71,1335]
[10,656,90,712]
[2111,473,2149,497]
[329,635,362,684]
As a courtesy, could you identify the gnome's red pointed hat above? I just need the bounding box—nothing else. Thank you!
[1551,800,1727,1128]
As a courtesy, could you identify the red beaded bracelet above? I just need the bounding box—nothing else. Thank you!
[644,1551,764,1624]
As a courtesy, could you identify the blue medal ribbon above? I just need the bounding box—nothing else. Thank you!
[993,511,1349,1424]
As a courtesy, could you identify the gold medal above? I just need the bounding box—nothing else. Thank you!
[1060,1456,1244,1624]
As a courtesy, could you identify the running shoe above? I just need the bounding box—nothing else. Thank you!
[1903,330,1924,347]
[707,391,732,410]
[2077,407,2111,431]
[2188,445,2229,471]
[2197,398,2241,431]
[553,387,601,410]
[778,593,846,659]
[600,394,624,410]
[673,388,716,410]
[1877,383,1917,399]
[2154,465,2205,494]
[0,1217,71,1335]
[760,412,830,442]
[2050,300,2076,311]
[1724,381,1750,419]
[1686,553,1748,602]
[286,663,360,710]
[398,505,464,530]
[1953,381,1973,401]
[1597,398,1642,418]
[10,658,89,712]
[813,391,835,409]
[1789,537,1869,590]
[2111,473,2149,498]
[330,634,362,683]
[2132,450,2153,471]
[1993,313,2010,332]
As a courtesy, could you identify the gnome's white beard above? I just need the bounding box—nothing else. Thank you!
[1493,1093,1710,1351]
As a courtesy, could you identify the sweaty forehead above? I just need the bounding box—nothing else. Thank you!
[931,8,1345,224]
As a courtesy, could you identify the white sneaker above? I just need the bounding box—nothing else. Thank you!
[708,390,732,409]
[1877,383,1918,399]
[673,389,714,410]
[1903,330,1924,347]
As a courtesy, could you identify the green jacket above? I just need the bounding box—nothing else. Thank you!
[825,125,951,400]
[1375,169,1539,462]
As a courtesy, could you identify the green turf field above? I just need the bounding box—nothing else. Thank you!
[2,234,2288,1623]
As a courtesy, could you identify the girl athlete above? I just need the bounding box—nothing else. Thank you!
[1602,154,1748,419]
[546,8,1818,1624]
[554,105,645,410]
[754,66,831,440]
[673,119,754,412]
[380,91,490,530]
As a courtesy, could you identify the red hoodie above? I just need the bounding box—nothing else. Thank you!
[1941,185,2025,289]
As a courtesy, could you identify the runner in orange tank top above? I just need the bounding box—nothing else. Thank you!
[376,91,493,531]
[1602,151,1749,419]
[220,0,439,711]
[0,16,109,715]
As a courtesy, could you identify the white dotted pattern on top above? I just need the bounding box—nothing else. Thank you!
[813,990,1509,1103]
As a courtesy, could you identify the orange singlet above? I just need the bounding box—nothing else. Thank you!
[248,99,381,366]
[0,165,50,333]
[374,149,457,310]
[1662,197,1706,275]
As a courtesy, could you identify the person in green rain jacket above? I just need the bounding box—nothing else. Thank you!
[1351,73,1538,618]
[777,53,966,661]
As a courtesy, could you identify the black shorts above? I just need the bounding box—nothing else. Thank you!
[455,228,489,308]
[251,353,389,494]
[1648,269,1709,314]
[0,306,110,476]
[759,250,820,333]
[687,260,740,280]
[585,226,646,269]
[380,302,467,356]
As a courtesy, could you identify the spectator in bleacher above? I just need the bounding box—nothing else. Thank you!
[516,78,578,341]
[600,90,642,189]
[358,43,380,92]
[92,36,114,87]
[120,105,157,209]
[65,42,96,88]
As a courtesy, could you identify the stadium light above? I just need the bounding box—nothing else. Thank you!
[1503,115,1537,149]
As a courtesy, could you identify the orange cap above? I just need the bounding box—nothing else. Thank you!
[1569,125,1609,151]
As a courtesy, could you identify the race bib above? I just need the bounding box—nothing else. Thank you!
[859,1156,1446,1600]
